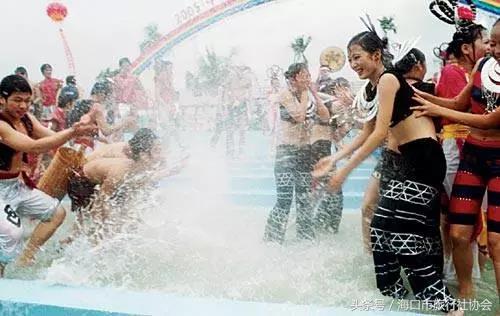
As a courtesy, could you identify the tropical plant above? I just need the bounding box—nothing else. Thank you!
[96,67,120,82]
[291,35,312,64]
[140,23,162,52]
[187,49,233,96]
[378,16,397,37]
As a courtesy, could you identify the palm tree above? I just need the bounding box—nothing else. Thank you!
[186,49,233,96]
[378,16,397,37]
[96,67,119,82]
[140,23,162,52]
[291,35,312,64]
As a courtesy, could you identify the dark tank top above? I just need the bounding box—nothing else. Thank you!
[0,113,34,171]
[381,69,415,128]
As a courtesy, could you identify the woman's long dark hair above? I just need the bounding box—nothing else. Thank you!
[448,24,486,60]
[394,48,426,75]
[348,31,393,69]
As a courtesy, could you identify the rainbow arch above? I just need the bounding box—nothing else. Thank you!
[131,0,498,75]
[473,0,500,14]
[131,0,277,75]
[459,0,500,15]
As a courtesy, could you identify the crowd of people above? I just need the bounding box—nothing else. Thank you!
[0,3,498,315]
[0,56,182,278]
[262,6,499,314]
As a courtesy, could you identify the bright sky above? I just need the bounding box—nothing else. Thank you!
[0,0,497,95]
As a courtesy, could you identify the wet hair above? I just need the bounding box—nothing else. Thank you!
[66,75,76,85]
[90,81,111,97]
[58,85,79,109]
[394,48,426,74]
[128,128,158,161]
[66,99,93,127]
[40,63,52,73]
[14,66,27,76]
[348,31,393,68]
[284,63,308,81]
[119,57,131,67]
[333,77,350,89]
[318,78,334,93]
[0,75,32,99]
[319,77,351,95]
[447,24,486,59]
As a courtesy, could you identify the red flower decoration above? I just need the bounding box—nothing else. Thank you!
[457,6,475,21]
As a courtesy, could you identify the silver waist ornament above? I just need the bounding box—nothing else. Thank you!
[352,82,379,123]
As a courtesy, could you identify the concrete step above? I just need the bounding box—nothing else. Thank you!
[225,191,363,209]
[228,175,370,191]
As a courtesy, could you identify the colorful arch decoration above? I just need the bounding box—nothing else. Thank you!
[131,0,497,76]
[130,0,277,75]
[459,0,500,15]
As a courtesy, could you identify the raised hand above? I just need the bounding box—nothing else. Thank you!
[336,86,354,106]
[411,95,444,118]
[72,121,98,136]
[326,170,346,193]
[312,155,337,178]
[309,81,319,94]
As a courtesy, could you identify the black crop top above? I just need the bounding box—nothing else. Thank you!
[381,69,416,128]
[0,113,34,171]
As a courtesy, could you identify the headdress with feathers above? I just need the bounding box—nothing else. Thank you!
[430,1,482,64]
[359,14,420,65]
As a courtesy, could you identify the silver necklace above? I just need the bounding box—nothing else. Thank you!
[352,81,379,123]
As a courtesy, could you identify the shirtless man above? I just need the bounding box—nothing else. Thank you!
[86,129,160,194]
[0,75,94,275]
[85,141,128,161]
[67,128,164,240]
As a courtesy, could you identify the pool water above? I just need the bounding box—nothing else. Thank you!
[0,132,497,315]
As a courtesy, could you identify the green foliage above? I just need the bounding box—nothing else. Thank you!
[140,23,162,52]
[96,67,119,82]
[186,49,233,96]
[291,35,311,64]
[378,16,397,36]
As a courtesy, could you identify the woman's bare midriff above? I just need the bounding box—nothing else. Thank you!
[276,121,310,146]
[469,127,500,141]
[310,125,332,144]
[390,113,437,146]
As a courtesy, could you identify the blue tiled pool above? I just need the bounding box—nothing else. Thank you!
[0,132,423,315]
[0,279,424,315]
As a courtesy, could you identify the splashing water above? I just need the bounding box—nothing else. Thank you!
[10,134,375,309]
[5,132,497,315]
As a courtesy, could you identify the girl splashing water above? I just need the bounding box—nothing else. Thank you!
[264,63,329,244]
[315,20,461,313]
